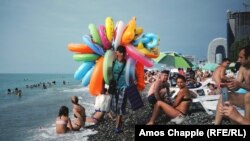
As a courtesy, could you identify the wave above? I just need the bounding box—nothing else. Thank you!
[62,87,89,93]
[29,124,98,141]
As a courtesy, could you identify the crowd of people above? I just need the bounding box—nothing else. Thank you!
[56,45,250,135]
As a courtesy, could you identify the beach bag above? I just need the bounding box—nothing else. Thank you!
[125,84,144,111]
[108,60,126,95]
[94,94,111,112]
[108,79,117,94]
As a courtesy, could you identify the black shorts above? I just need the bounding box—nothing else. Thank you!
[147,94,157,105]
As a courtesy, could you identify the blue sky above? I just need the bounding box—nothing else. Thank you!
[0,0,247,73]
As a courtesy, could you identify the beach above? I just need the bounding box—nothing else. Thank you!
[87,84,231,141]
[0,74,232,141]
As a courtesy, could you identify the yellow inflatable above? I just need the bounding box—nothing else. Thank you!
[134,27,143,39]
[105,17,114,43]
[121,17,136,45]
[136,42,160,58]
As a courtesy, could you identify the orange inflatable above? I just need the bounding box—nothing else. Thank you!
[68,43,94,54]
[121,17,136,45]
[88,57,104,96]
[135,62,145,91]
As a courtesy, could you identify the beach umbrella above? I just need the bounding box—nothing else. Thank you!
[154,52,193,68]
[202,63,218,71]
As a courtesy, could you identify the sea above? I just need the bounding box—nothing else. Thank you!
[0,73,98,141]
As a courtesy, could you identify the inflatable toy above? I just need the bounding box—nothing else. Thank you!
[88,24,102,45]
[67,43,94,54]
[103,50,115,84]
[73,54,100,62]
[136,42,159,58]
[98,25,111,50]
[121,17,136,45]
[125,57,136,85]
[135,62,145,91]
[105,17,114,43]
[82,35,104,55]
[89,57,104,96]
[74,62,95,80]
[67,16,161,96]
[126,44,153,67]
[112,21,125,50]
[81,66,94,87]
[134,27,143,39]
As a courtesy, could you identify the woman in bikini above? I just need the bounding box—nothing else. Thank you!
[147,75,192,125]
[71,96,86,129]
[55,106,73,134]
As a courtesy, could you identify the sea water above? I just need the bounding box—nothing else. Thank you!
[0,74,97,141]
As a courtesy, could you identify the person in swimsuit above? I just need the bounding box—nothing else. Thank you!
[147,75,192,125]
[215,46,250,125]
[71,96,86,129]
[147,70,170,106]
[56,106,73,134]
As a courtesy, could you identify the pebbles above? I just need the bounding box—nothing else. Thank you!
[88,89,231,140]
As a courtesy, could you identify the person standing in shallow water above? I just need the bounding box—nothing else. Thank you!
[109,45,128,133]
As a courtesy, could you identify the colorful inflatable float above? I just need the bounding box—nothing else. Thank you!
[67,17,161,96]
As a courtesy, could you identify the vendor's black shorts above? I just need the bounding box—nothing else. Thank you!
[147,94,157,105]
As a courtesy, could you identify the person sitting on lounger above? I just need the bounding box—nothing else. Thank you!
[146,75,192,125]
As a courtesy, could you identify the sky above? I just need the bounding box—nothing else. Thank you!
[0,0,248,73]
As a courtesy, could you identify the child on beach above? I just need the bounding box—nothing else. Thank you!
[55,106,73,134]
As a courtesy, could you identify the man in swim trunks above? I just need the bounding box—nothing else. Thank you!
[147,70,170,106]
[214,46,250,125]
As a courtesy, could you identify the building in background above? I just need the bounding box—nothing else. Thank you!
[227,10,250,61]
[207,38,227,64]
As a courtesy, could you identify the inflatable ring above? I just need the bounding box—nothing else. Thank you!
[136,42,160,58]
[89,57,104,96]
[82,35,104,55]
[112,21,125,50]
[73,54,100,62]
[126,44,153,67]
[135,62,145,91]
[105,17,114,43]
[125,57,136,86]
[88,24,102,46]
[103,50,115,84]
[134,27,143,39]
[121,17,136,45]
[98,25,111,50]
[67,43,94,54]
[81,66,94,87]
[74,62,95,80]
[144,33,159,49]
[132,36,151,46]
